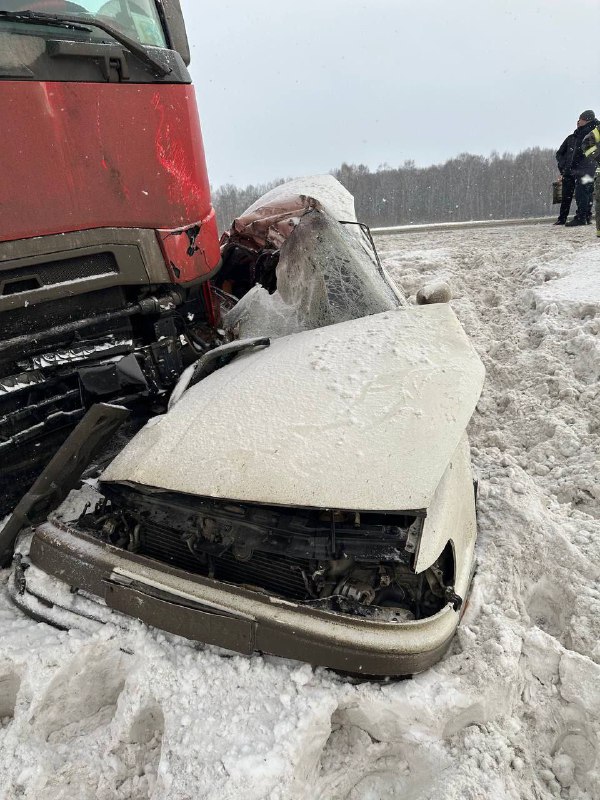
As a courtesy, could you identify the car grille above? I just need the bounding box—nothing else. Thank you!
[139,520,310,601]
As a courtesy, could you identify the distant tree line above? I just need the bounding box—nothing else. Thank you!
[212,147,557,231]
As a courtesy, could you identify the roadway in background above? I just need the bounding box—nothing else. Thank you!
[371,216,555,235]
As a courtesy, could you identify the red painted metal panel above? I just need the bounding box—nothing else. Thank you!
[157,212,221,286]
[0,81,220,277]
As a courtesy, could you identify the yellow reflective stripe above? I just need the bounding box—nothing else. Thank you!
[593,127,600,142]
[584,145,598,157]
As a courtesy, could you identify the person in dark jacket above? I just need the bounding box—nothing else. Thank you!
[555,111,598,226]
[555,132,577,224]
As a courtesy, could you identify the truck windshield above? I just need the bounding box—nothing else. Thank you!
[0,1,166,47]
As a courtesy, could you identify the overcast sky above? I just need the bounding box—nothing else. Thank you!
[180,0,600,189]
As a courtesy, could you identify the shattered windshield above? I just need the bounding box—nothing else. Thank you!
[0,0,166,46]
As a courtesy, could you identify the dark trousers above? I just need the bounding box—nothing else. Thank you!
[575,179,594,221]
[558,175,575,222]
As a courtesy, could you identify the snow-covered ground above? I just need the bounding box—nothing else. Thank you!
[1,223,599,800]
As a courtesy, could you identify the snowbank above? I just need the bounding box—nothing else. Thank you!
[527,246,600,309]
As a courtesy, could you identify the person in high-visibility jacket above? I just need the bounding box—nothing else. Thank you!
[559,111,598,226]
[582,119,600,237]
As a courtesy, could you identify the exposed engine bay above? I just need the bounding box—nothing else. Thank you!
[73,482,461,622]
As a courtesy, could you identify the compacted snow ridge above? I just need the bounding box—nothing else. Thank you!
[0,223,599,799]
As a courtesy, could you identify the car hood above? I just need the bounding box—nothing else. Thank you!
[102,305,485,511]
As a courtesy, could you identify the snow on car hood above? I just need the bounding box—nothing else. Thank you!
[102,305,485,511]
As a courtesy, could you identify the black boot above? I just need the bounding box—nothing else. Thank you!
[553,219,566,225]
[565,217,587,227]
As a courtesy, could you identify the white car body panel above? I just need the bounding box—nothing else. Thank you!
[415,434,477,576]
[103,304,485,512]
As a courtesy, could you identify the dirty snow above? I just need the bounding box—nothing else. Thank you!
[1,223,599,800]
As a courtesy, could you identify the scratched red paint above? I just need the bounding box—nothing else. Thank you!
[0,81,219,280]
[153,92,204,220]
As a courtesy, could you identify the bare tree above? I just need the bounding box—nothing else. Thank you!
[212,148,557,231]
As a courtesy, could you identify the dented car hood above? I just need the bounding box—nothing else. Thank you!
[102,304,485,511]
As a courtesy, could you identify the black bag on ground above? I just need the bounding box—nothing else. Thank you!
[552,181,563,204]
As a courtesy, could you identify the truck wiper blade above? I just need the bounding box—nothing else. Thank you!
[0,9,91,33]
[0,10,171,78]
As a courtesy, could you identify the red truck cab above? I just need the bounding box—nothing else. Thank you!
[0,0,222,511]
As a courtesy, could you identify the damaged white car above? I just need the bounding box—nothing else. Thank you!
[4,177,485,677]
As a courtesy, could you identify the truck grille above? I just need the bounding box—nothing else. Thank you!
[0,372,85,494]
[0,286,128,341]
[0,285,133,515]
[0,252,118,297]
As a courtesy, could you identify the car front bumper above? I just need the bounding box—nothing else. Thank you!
[14,521,461,677]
